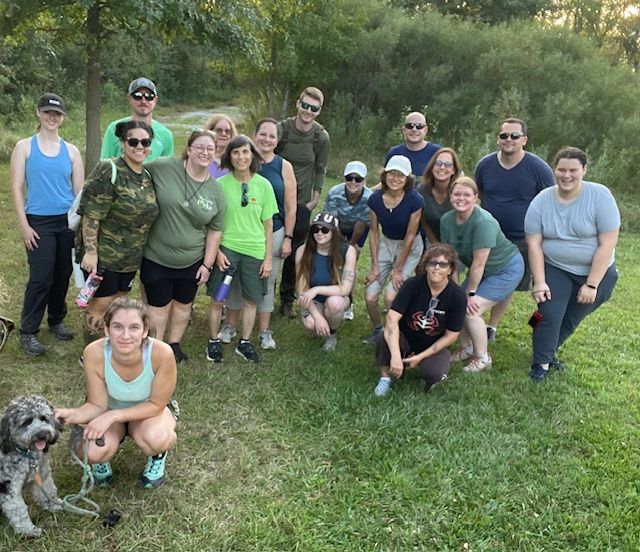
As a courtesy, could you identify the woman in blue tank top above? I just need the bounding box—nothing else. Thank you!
[55,297,178,489]
[10,93,84,356]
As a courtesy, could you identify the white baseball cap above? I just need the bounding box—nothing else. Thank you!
[384,155,412,176]
[343,161,367,178]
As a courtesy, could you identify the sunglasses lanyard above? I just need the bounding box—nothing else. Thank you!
[182,165,209,208]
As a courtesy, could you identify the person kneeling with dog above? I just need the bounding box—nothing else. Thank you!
[55,297,177,488]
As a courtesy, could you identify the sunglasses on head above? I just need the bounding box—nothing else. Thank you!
[126,138,152,148]
[300,101,321,113]
[312,225,331,235]
[498,132,524,140]
[241,182,249,207]
[404,122,427,130]
[131,91,156,102]
[345,175,365,183]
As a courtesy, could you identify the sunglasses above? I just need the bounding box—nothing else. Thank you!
[498,132,524,140]
[345,175,365,183]
[434,160,454,169]
[312,225,331,235]
[215,128,232,135]
[0,316,15,352]
[126,138,152,148]
[425,297,439,322]
[300,101,321,113]
[131,91,156,102]
[241,182,249,207]
[426,260,450,269]
[404,123,427,130]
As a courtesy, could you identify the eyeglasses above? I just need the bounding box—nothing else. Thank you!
[345,175,365,183]
[126,138,152,148]
[130,91,156,102]
[426,260,450,269]
[404,123,427,130]
[300,101,321,113]
[0,316,15,352]
[241,182,249,207]
[498,132,524,140]
[215,128,232,135]
[425,297,439,321]
[312,225,331,235]
[191,145,216,154]
[434,160,454,169]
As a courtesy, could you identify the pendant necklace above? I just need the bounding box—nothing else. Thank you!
[183,163,210,207]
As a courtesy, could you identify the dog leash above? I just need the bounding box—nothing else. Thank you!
[62,436,101,518]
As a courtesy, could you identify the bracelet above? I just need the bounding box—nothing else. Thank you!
[586,283,597,290]
[284,234,293,240]
[203,264,214,273]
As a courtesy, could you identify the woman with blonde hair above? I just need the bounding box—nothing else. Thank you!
[204,113,238,178]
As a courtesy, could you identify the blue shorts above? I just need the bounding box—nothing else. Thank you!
[463,252,524,302]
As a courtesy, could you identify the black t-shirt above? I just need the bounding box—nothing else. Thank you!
[390,276,466,353]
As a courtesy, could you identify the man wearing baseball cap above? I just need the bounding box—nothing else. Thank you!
[100,77,174,161]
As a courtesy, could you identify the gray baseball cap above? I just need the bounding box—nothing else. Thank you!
[128,77,157,94]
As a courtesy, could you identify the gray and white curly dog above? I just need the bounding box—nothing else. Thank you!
[0,395,63,537]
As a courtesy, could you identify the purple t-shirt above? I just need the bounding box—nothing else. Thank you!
[368,188,423,240]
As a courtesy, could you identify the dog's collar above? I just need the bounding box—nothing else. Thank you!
[15,445,37,461]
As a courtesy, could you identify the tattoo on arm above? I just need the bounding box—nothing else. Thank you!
[83,218,100,254]
[343,270,354,282]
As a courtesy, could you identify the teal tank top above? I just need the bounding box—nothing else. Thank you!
[104,338,155,410]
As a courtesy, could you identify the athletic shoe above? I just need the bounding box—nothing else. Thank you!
[463,355,492,373]
[374,377,392,397]
[322,333,337,352]
[258,329,277,350]
[486,326,497,343]
[206,339,223,363]
[362,327,383,345]
[343,304,354,321]
[550,357,566,371]
[20,334,45,356]
[529,362,550,382]
[217,323,237,344]
[169,342,188,364]
[92,462,113,487]
[140,452,167,488]
[235,340,260,363]
[49,323,74,340]
[451,347,473,362]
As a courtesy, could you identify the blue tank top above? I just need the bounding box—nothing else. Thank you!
[104,338,155,410]
[24,135,74,215]
[259,155,285,231]
[310,252,332,303]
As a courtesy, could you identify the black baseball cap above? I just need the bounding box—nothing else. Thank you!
[37,93,66,115]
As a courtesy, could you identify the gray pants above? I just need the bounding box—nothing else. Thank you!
[532,263,618,364]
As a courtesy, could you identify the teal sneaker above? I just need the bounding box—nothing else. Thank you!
[140,452,168,488]
[92,462,113,486]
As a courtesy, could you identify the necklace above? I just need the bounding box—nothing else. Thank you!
[183,163,210,208]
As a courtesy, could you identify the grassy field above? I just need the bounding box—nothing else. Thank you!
[1,119,639,551]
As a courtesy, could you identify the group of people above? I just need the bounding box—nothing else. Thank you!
[9,79,620,487]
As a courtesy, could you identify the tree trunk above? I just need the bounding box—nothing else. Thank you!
[85,1,102,172]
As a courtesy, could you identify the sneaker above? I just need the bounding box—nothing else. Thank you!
[140,452,167,488]
[550,357,566,371]
[49,323,74,341]
[529,362,550,382]
[486,326,497,343]
[362,327,383,345]
[235,340,260,363]
[169,342,188,364]
[258,329,277,350]
[206,339,223,362]
[451,347,473,362]
[279,302,296,319]
[20,333,45,356]
[217,323,237,344]
[374,377,392,397]
[322,333,337,352]
[463,355,492,373]
[343,304,354,321]
[92,462,113,487]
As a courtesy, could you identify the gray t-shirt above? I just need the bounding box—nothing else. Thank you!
[524,181,620,275]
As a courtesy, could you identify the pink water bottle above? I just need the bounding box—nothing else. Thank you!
[75,270,104,308]
[213,266,236,302]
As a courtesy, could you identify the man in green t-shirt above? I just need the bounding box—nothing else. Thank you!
[100,77,174,162]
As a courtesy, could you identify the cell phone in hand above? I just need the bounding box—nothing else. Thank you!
[528,311,543,328]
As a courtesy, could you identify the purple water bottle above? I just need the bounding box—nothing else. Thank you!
[213,265,236,302]
[75,269,104,308]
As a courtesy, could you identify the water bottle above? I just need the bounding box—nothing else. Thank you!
[213,265,236,302]
[75,269,104,308]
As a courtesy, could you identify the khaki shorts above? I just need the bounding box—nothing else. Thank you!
[366,234,424,295]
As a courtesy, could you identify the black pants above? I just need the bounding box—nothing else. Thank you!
[20,214,74,335]
[279,204,311,305]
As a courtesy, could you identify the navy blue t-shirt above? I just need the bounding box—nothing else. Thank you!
[475,151,554,242]
[385,142,442,179]
[368,189,423,240]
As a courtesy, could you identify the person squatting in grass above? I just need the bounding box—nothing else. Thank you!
[55,297,177,489]
[295,212,357,352]
[75,120,158,343]
[524,147,620,382]
[10,93,84,356]
[373,243,467,397]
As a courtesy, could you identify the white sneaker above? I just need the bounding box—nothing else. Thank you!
[374,377,392,397]
[217,323,237,344]
[258,329,277,350]
[343,304,354,321]
[322,333,337,352]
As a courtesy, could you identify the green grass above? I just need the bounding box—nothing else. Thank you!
[1,117,640,550]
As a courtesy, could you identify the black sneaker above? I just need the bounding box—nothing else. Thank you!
[235,340,260,363]
[20,333,45,356]
[49,323,74,341]
[550,357,566,371]
[169,342,188,364]
[206,339,223,362]
[529,363,550,383]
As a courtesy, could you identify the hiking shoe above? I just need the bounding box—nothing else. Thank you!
[20,333,45,356]
[463,355,492,373]
[374,377,392,397]
[529,362,550,382]
[50,323,74,340]
[486,326,497,343]
[235,340,260,363]
[550,357,566,371]
[217,323,237,344]
[343,304,354,321]
[280,302,296,319]
[322,333,337,352]
[206,339,223,362]
[258,329,277,350]
[140,452,167,488]
[92,462,113,487]
[362,327,383,345]
[169,342,188,364]
[451,347,473,362]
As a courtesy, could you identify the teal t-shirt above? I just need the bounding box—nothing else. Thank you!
[144,157,226,268]
[218,173,278,260]
[101,117,174,161]
[440,206,518,274]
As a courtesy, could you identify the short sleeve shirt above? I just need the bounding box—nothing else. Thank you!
[101,118,174,161]
[418,185,452,241]
[368,189,423,240]
[385,142,442,179]
[324,183,372,234]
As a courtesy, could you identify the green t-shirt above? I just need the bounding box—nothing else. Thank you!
[440,206,518,274]
[419,185,452,241]
[144,157,226,268]
[76,157,159,272]
[218,173,278,260]
[100,117,174,161]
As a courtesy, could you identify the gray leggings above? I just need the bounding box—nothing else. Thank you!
[533,263,618,364]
